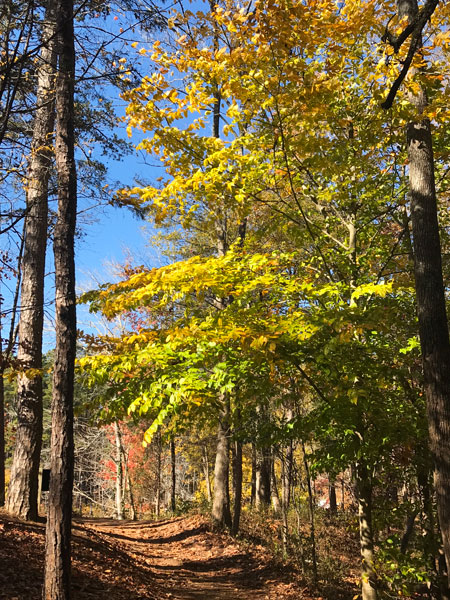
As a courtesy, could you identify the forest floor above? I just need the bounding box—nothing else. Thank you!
[0,510,353,599]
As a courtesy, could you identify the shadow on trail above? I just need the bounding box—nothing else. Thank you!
[94,524,208,545]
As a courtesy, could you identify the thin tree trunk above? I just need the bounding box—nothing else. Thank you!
[256,447,271,507]
[302,443,318,587]
[202,444,212,503]
[114,422,124,520]
[251,442,256,506]
[6,0,56,521]
[120,442,136,521]
[171,439,176,512]
[355,461,377,600]
[281,447,290,554]
[212,397,232,530]
[155,431,161,518]
[42,0,76,595]
[271,453,281,514]
[231,438,242,536]
[329,478,337,515]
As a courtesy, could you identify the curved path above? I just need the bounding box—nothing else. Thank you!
[74,515,301,600]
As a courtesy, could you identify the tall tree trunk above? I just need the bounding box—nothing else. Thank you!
[302,443,318,587]
[212,397,232,530]
[114,422,124,520]
[251,442,257,506]
[171,439,176,512]
[231,438,242,536]
[6,0,56,521]
[281,446,291,554]
[355,461,377,600]
[390,0,450,589]
[155,431,161,518]
[42,0,76,595]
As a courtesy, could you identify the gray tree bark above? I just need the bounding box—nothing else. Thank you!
[114,422,125,520]
[231,438,242,535]
[42,0,76,594]
[386,0,450,591]
[212,398,232,530]
[6,0,56,521]
[355,461,377,600]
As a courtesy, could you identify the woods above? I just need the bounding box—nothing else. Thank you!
[1,0,450,599]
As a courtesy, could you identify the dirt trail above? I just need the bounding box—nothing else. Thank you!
[0,512,305,600]
[76,515,302,599]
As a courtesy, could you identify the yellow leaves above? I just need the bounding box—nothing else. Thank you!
[350,282,393,303]
[215,47,228,58]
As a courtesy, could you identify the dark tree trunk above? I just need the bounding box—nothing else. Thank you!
[281,446,292,554]
[155,431,161,517]
[251,442,257,506]
[391,0,450,589]
[212,398,232,530]
[302,443,318,587]
[255,447,271,507]
[231,438,242,536]
[171,439,176,512]
[42,0,76,595]
[6,0,56,521]
[114,422,125,520]
[329,478,337,515]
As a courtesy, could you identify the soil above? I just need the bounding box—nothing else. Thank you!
[0,511,310,599]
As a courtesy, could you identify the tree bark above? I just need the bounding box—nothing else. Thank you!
[114,422,125,520]
[171,439,176,512]
[355,461,377,600]
[212,398,232,530]
[251,442,257,506]
[6,0,56,521]
[281,446,292,554]
[271,454,281,514]
[391,0,450,589]
[155,431,161,518]
[42,0,76,595]
[202,444,212,503]
[255,447,271,507]
[302,443,318,587]
[329,478,337,515]
[124,456,136,521]
[231,438,242,536]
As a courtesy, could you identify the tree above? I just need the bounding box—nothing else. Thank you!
[6,0,57,521]
[42,0,76,595]
[381,0,450,592]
